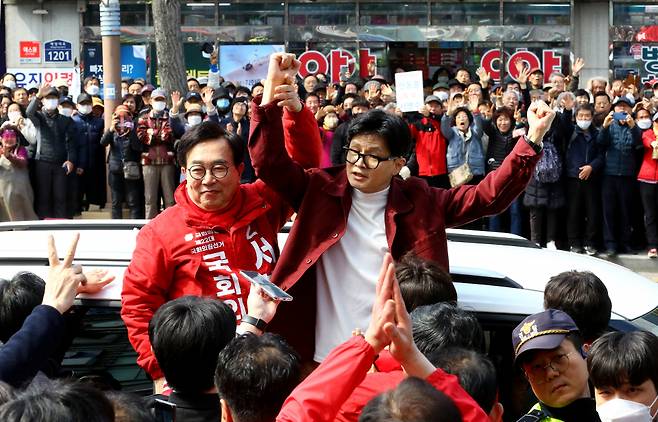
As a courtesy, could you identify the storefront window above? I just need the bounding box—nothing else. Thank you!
[503,2,570,25]
[613,4,658,26]
[83,1,148,27]
[289,3,356,25]
[359,3,428,26]
[182,1,216,26]
[431,2,499,25]
[219,3,284,26]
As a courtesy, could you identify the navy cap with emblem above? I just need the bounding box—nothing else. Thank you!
[512,309,579,362]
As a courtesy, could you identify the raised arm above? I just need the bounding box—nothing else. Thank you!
[249,53,315,210]
[442,101,554,227]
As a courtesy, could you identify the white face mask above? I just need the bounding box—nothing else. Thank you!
[187,115,202,126]
[597,395,658,422]
[577,119,592,130]
[7,111,21,122]
[152,101,166,112]
[3,80,16,90]
[77,104,92,115]
[435,91,450,102]
[59,107,73,117]
[86,85,100,96]
[42,98,59,111]
[637,119,653,130]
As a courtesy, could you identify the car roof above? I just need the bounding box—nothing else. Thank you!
[448,231,658,320]
[0,221,655,320]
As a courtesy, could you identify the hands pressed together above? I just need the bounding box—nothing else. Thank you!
[363,253,436,378]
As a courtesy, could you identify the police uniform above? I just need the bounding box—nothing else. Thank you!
[512,310,601,422]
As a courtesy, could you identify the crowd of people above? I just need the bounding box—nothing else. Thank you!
[1,51,658,260]
[0,52,656,422]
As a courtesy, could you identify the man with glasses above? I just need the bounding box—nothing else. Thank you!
[512,309,600,421]
[121,104,321,392]
[249,53,555,365]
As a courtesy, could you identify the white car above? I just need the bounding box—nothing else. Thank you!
[0,220,656,412]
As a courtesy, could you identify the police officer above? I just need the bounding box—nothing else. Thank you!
[512,309,601,421]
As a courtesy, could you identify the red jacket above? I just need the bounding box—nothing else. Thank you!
[121,106,321,379]
[249,102,541,361]
[277,336,488,422]
[409,116,448,176]
[638,129,658,182]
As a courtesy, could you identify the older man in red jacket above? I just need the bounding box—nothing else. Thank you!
[249,53,555,364]
[121,101,321,390]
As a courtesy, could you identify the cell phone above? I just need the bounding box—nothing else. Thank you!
[240,270,293,302]
[613,112,628,121]
[154,399,176,422]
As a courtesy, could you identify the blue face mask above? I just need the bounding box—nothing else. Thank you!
[216,99,230,109]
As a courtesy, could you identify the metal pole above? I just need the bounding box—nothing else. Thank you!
[99,0,121,130]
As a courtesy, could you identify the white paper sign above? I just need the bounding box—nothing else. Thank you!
[394,71,424,112]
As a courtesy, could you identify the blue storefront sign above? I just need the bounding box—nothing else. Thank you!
[84,44,147,83]
[44,40,72,63]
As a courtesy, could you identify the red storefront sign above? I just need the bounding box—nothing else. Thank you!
[19,41,41,64]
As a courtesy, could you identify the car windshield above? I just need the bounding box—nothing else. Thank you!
[631,306,658,336]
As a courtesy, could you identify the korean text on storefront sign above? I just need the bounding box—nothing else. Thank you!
[480,49,563,84]
[7,68,81,98]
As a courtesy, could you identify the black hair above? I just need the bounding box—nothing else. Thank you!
[83,76,100,87]
[593,92,611,103]
[0,391,72,421]
[350,97,370,110]
[176,120,244,167]
[122,93,136,102]
[105,391,155,422]
[1,73,16,81]
[304,92,319,102]
[359,377,462,422]
[5,102,24,117]
[215,333,301,422]
[588,331,658,391]
[235,86,251,96]
[492,106,515,132]
[346,109,411,158]
[149,296,236,393]
[450,107,474,127]
[0,379,114,422]
[250,81,264,92]
[575,103,594,117]
[574,88,589,98]
[395,253,457,312]
[428,347,497,413]
[411,303,485,356]
[543,271,611,342]
[11,87,27,97]
[0,272,46,342]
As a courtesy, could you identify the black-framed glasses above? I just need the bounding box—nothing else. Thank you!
[343,146,397,169]
[524,351,573,384]
[186,163,231,180]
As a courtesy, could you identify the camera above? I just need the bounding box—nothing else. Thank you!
[200,42,216,59]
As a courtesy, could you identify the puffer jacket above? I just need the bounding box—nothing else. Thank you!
[26,98,77,165]
[100,129,144,174]
[598,121,641,177]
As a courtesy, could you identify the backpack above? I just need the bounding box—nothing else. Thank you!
[534,138,562,183]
